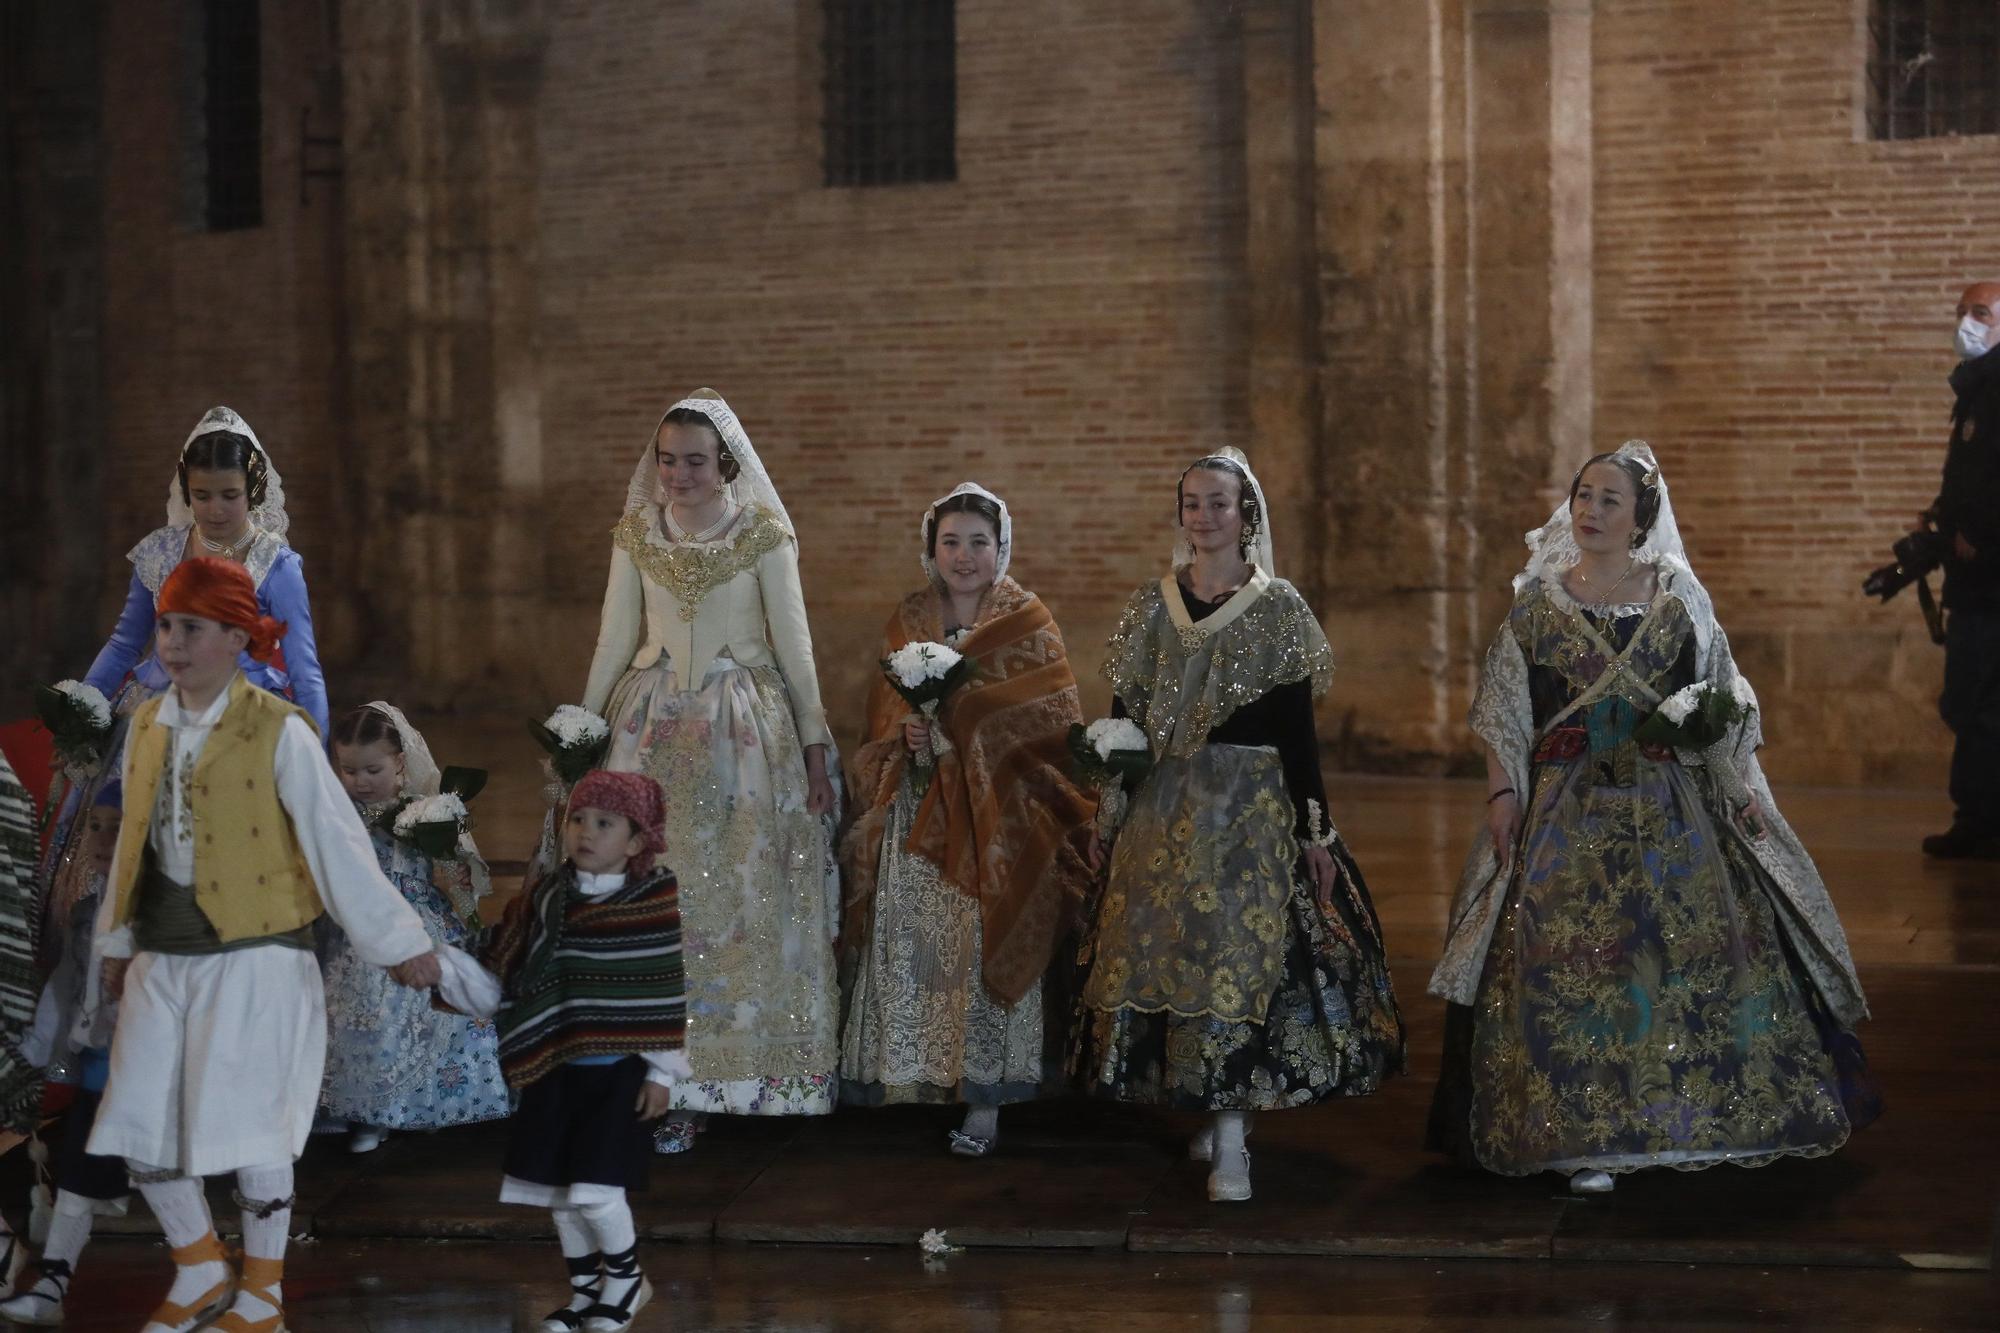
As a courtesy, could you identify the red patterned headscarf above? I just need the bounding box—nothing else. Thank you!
[157,556,288,663]
[568,769,668,876]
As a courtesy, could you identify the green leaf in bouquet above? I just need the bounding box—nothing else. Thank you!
[440,766,488,802]
[528,718,561,754]
[410,820,463,859]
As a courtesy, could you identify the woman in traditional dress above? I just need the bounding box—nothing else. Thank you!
[838,484,1097,1155]
[1073,448,1405,1202]
[39,407,326,951]
[575,389,839,1150]
[320,703,510,1150]
[1424,441,1879,1194]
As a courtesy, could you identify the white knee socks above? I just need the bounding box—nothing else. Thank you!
[225,1162,295,1322]
[577,1197,641,1312]
[130,1167,227,1319]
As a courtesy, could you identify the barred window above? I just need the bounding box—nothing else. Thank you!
[1867,0,2000,140]
[202,0,262,229]
[822,0,956,187]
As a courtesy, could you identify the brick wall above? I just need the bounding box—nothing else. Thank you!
[25,0,1982,790]
[88,0,349,668]
[526,0,1249,739]
[1591,0,1991,785]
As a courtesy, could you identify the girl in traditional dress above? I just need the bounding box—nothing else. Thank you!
[39,407,327,961]
[838,484,1098,1155]
[320,704,509,1152]
[1073,449,1405,1202]
[1424,441,1879,1194]
[573,389,839,1150]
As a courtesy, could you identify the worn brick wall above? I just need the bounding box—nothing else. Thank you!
[1591,1,1990,785]
[525,0,1248,739]
[88,0,349,670]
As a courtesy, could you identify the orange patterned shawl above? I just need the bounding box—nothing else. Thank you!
[839,578,1096,1005]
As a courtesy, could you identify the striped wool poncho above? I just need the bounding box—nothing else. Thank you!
[485,863,685,1089]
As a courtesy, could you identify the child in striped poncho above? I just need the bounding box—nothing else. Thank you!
[451,770,685,1333]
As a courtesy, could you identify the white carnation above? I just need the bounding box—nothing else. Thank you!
[886,641,962,691]
[1085,717,1148,762]
[394,792,468,835]
[53,680,112,730]
[1727,672,1757,710]
[545,704,609,747]
[1656,683,1705,725]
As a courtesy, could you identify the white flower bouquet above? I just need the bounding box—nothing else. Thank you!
[1067,717,1153,788]
[393,792,471,859]
[1069,716,1153,841]
[381,764,487,858]
[529,705,611,787]
[35,680,114,775]
[881,641,979,795]
[1635,676,1755,751]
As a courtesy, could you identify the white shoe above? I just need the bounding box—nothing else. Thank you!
[0,1265,68,1325]
[349,1126,387,1154]
[583,1275,652,1331]
[1568,1168,1615,1194]
[1207,1148,1253,1203]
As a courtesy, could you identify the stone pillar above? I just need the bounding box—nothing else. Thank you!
[1307,0,1590,772]
[0,1,106,705]
[341,1,552,708]
[1241,0,1324,612]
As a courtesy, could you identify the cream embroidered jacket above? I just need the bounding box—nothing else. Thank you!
[582,505,834,750]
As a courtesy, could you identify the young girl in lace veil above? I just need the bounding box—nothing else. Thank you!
[558,389,839,1153]
[1424,442,1879,1193]
[319,704,508,1152]
[837,484,1097,1155]
[1073,450,1405,1202]
[38,407,329,980]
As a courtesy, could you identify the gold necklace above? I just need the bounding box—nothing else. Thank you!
[665,499,735,544]
[1574,558,1638,604]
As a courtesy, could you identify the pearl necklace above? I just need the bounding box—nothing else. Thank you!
[197,527,255,559]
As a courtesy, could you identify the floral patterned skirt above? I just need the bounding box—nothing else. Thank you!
[1430,754,1878,1176]
[839,774,1045,1107]
[1071,746,1404,1111]
[602,657,838,1116]
[321,871,510,1129]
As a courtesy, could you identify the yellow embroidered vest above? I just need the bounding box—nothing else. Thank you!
[109,676,326,942]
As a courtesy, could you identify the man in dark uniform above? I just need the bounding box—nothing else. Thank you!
[1925,280,2000,858]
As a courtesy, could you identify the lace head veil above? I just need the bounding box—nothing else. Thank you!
[919,482,1012,587]
[1172,447,1276,576]
[1515,438,1718,667]
[622,388,796,540]
[362,701,442,798]
[165,405,291,543]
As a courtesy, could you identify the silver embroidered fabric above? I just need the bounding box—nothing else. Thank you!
[128,525,286,596]
[838,774,1044,1100]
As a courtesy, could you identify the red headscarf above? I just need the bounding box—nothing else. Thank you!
[157,556,288,663]
[568,769,669,876]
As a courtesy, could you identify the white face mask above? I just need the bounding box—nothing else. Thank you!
[1956,313,1991,362]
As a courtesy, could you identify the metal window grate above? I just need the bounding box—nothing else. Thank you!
[1868,0,2000,140]
[203,0,262,230]
[822,0,956,187]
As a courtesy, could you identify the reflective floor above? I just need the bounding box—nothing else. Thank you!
[47,723,1997,1330]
